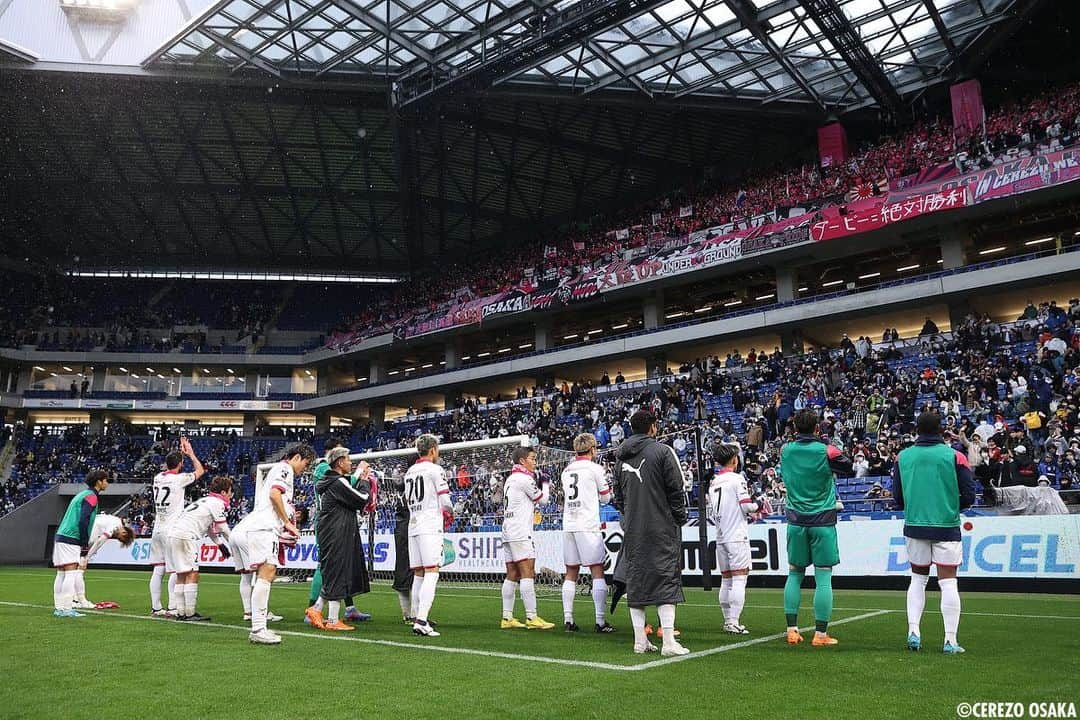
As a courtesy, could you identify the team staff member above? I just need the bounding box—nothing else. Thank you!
[891,411,976,655]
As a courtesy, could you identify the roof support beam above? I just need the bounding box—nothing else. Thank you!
[922,0,959,61]
[726,0,826,110]
[796,0,904,117]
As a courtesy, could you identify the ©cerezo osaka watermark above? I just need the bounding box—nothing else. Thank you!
[956,703,1077,718]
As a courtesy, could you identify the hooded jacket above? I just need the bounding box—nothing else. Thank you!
[612,433,688,607]
[315,468,372,601]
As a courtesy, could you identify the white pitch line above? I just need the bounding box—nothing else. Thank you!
[628,610,891,671]
[0,600,887,672]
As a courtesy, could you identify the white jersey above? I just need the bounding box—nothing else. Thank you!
[238,461,294,533]
[708,470,752,543]
[502,470,543,542]
[90,513,123,545]
[168,493,230,541]
[560,458,611,532]
[403,459,451,536]
[151,470,197,535]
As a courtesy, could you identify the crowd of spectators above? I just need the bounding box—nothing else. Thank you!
[3,82,1077,356]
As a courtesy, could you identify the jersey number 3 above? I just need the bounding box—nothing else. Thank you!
[566,473,580,501]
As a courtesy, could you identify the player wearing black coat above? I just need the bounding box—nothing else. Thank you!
[315,469,372,601]
[612,433,688,608]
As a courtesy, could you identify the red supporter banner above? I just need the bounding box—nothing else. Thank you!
[818,122,849,168]
[810,188,968,242]
[887,161,958,191]
[950,79,984,135]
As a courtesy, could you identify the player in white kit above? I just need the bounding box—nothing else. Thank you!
[73,513,135,608]
[707,443,759,635]
[402,434,452,637]
[149,436,205,616]
[166,476,234,622]
[230,444,315,644]
[500,446,554,630]
[560,433,615,634]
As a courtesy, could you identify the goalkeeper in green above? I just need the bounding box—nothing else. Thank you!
[779,409,849,646]
[306,439,371,624]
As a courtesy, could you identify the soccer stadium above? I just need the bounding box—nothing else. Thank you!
[1,0,1079,717]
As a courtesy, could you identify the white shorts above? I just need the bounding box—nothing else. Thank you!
[715,541,752,573]
[52,542,81,568]
[905,537,962,568]
[229,529,279,572]
[149,530,168,565]
[165,537,199,574]
[408,534,444,569]
[502,538,535,563]
[563,531,606,567]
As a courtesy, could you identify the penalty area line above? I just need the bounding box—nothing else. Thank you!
[628,610,891,671]
[0,601,888,673]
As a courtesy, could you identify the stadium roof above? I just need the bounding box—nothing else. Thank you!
[139,0,1025,111]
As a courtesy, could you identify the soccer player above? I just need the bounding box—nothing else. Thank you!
[52,469,110,617]
[166,476,235,622]
[306,447,375,632]
[149,436,205,617]
[560,432,615,633]
[400,434,451,637]
[73,513,135,608]
[779,409,849,646]
[891,411,976,654]
[500,445,555,630]
[389,465,418,624]
[230,443,315,645]
[708,443,758,635]
[305,438,371,625]
[612,409,689,656]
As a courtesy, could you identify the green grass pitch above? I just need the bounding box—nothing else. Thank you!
[0,566,1076,720]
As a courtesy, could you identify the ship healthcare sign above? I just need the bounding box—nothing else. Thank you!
[93,515,1079,580]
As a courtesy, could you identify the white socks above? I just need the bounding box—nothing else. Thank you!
[520,578,537,619]
[150,565,165,610]
[167,573,177,612]
[54,570,69,610]
[501,580,518,619]
[562,580,576,623]
[939,578,961,645]
[629,607,647,646]
[61,571,76,610]
[185,584,198,616]
[907,573,929,636]
[250,578,271,632]
[417,571,439,622]
[658,604,677,648]
[729,575,747,626]
[312,596,325,612]
[410,575,424,619]
[397,590,411,617]
[591,578,608,625]
[74,569,87,603]
[239,573,253,614]
[719,577,732,623]
[174,583,188,616]
[328,600,341,624]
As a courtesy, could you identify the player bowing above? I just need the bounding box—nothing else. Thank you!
[149,437,205,617]
[708,443,758,635]
[166,476,234,622]
[73,512,135,608]
[230,444,315,645]
[501,446,555,630]
[560,433,615,633]
[402,434,451,637]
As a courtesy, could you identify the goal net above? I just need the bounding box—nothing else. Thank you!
[260,435,579,593]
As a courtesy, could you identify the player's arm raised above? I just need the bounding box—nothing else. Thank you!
[180,437,206,483]
[738,478,759,515]
[437,468,454,529]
